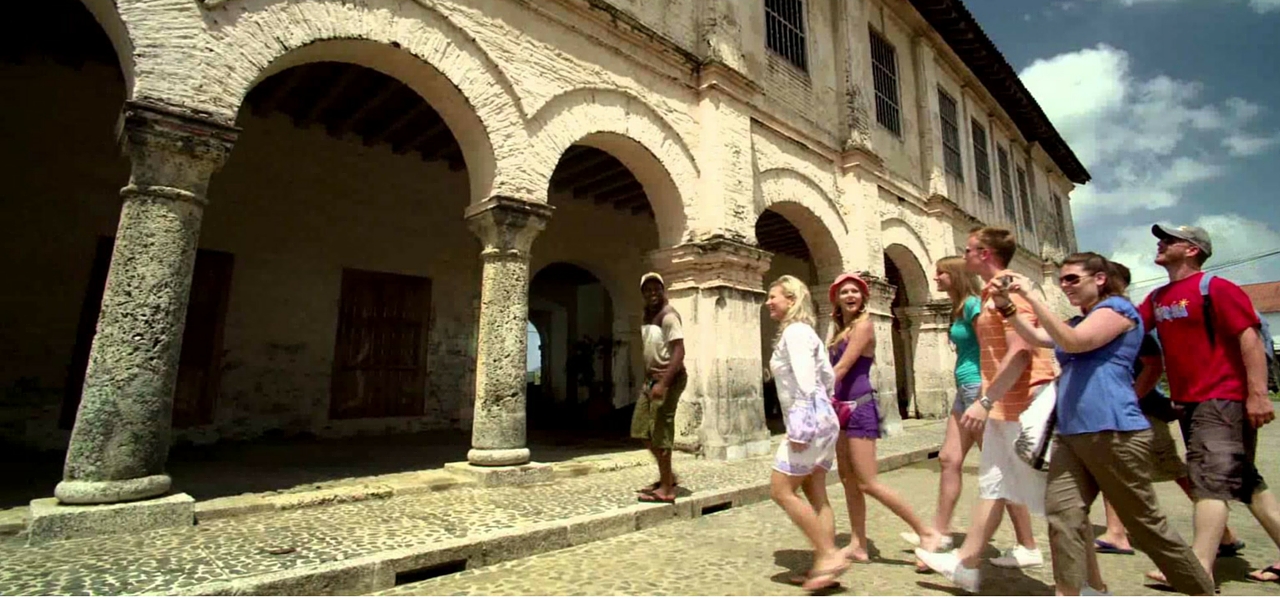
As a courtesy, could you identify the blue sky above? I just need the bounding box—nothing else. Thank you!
[967,0,1280,296]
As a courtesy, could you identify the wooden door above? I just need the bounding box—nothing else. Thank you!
[63,238,233,429]
[329,268,430,419]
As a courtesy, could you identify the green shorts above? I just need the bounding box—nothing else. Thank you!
[630,372,686,450]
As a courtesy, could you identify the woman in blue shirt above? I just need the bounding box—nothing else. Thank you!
[996,253,1214,596]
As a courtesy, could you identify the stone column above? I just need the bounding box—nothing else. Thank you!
[835,0,874,152]
[650,237,772,460]
[865,276,905,437]
[913,36,946,200]
[464,197,553,467]
[55,101,237,505]
[901,301,955,419]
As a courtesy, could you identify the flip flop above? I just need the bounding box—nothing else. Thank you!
[637,490,675,504]
[1146,570,1220,594]
[635,478,680,493]
[801,561,850,591]
[1218,540,1246,557]
[1248,565,1280,583]
[1094,539,1136,555]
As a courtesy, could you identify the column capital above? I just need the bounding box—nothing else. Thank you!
[864,274,898,316]
[465,197,554,258]
[649,236,772,293]
[118,100,240,204]
[901,300,954,329]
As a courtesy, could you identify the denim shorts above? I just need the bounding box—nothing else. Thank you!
[952,382,982,415]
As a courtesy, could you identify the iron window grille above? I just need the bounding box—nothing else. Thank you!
[997,146,1017,222]
[972,120,992,198]
[1016,165,1034,234]
[939,89,963,180]
[1023,165,1038,233]
[1052,193,1065,244]
[765,0,808,72]
[869,29,902,136]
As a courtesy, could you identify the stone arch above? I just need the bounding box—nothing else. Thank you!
[527,89,696,247]
[204,1,527,203]
[78,0,135,92]
[880,219,931,303]
[755,169,848,283]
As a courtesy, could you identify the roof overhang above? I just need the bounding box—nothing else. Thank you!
[908,0,1093,185]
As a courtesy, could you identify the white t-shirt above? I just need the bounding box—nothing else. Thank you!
[642,308,684,372]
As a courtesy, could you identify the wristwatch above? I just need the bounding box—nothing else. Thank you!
[978,395,994,410]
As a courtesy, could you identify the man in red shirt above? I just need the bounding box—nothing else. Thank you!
[1138,223,1280,587]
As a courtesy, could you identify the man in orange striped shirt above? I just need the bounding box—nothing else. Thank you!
[917,227,1059,593]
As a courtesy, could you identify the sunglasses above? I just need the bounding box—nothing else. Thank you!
[1059,273,1084,286]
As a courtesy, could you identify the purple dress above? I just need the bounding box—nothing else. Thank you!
[830,339,881,439]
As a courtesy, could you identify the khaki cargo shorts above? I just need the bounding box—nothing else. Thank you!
[1147,416,1188,483]
[630,372,686,450]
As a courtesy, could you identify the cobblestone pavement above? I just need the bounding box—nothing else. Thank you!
[0,422,942,595]
[385,416,1280,597]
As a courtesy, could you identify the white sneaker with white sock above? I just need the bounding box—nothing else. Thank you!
[989,544,1044,568]
[914,548,980,594]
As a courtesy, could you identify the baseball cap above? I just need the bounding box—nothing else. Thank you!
[828,273,870,309]
[1151,223,1213,258]
[640,272,665,290]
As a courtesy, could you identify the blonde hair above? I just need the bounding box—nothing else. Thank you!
[828,282,869,348]
[769,275,815,347]
[935,256,981,318]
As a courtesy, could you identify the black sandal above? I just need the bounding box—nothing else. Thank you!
[1249,565,1280,583]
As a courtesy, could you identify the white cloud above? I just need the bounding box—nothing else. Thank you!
[1108,214,1280,298]
[1019,44,1271,217]
[1096,0,1280,12]
[1252,0,1280,13]
[1223,132,1280,156]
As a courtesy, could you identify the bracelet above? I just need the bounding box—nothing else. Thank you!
[998,303,1017,318]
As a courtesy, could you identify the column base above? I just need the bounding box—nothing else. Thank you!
[466,448,530,467]
[55,473,172,504]
[27,493,194,545]
[444,462,554,487]
[703,438,773,461]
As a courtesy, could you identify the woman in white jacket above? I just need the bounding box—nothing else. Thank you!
[765,275,848,591]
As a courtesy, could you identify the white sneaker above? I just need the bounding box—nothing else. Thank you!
[989,545,1044,568]
[900,531,954,551]
[1081,584,1112,596]
[915,548,981,594]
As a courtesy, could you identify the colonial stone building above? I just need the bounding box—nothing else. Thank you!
[2,0,1087,522]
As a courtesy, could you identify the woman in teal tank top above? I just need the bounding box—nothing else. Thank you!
[903,257,1025,552]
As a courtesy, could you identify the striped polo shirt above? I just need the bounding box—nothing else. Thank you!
[976,276,1059,421]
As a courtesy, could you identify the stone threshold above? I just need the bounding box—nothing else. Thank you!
[156,435,941,596]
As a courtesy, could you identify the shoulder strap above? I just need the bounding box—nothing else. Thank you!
[1200,274,1217,348]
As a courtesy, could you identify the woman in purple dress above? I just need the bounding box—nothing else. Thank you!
[827,273,943,563]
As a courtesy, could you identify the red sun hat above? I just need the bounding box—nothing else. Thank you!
[828,273,870,309]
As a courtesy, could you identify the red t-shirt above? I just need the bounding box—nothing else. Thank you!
[1138,272,1261,403]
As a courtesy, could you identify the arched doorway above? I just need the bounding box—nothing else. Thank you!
[527,263,618,434]
[882,243,930,420]
[531,137,670,446]
[756,209,817,427]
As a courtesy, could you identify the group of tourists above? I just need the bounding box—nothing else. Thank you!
[628,222,1280,594]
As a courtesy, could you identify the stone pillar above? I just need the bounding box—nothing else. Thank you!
[464,197,553,467]
[901,301,955,419]
[55,101,237,506]
[865,276,905,437]
[836,0,874,152]
[809,283,833,343]
[913,37,946,200]
[650,237,772,460]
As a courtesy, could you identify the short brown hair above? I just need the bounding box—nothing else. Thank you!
[969,226,1017,267]
[1063,252,1126,300]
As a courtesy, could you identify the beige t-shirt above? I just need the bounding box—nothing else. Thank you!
[642,309,684,373]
